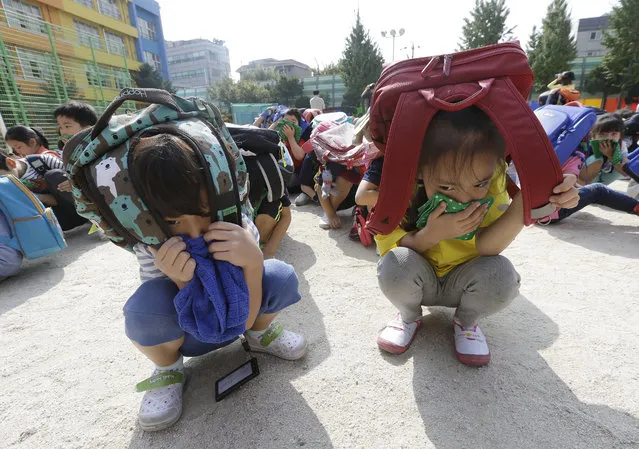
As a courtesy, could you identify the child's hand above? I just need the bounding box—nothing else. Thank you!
[149,237,196,289]
[423,201,489,241]
[57,180,72,192]
[599,140,615,158]
[550,174,579,210]
[204,221,263,270]
[283,124,296,140]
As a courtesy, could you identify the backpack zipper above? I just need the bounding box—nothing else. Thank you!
[443,54,453,76]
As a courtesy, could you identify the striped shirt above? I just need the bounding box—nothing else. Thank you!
[20,154,64,193]
[133,214,260,282]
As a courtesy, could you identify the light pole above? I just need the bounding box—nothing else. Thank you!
[381,28,405,62]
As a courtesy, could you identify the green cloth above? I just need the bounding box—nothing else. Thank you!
[416,192,494,241]
[276,120,302,143]
[591,139,623,165]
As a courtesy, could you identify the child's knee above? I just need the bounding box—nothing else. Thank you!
[261,259,301,312]
[123,278,184,346]
[377,247,424,294]
[480,256,521,304]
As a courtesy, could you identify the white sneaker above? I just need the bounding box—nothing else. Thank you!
[377,313,422,354]
[136,369,185,431]
[245,322,307,360]
[319,214,331,229]
[453,319,490,366]
[295,192,312,206]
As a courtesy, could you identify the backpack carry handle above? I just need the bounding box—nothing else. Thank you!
[91,88,184,139]
[420,78,494,112]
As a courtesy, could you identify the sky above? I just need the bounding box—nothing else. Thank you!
[156,0,617,76]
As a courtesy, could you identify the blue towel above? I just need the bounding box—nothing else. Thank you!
[173,236,250,343]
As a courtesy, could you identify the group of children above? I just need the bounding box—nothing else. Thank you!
[0,102,99,281]
[2,89,638,433]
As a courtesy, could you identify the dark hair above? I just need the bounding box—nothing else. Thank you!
[0,152,9,171]
[401,107,506,231]
[132,134,210,218]
[592,113,624,137]
[54,102,98,127]
[313,90,320,95]
[284,108,302,124]
[616,107,634,120]
[4,126,49,149]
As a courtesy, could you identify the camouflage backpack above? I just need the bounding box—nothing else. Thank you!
[62,88,249,251]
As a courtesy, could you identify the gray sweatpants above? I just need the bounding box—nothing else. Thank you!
[377,247,521,327]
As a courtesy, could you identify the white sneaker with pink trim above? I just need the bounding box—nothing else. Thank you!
[453,319,490,366]
[377,314,422,354]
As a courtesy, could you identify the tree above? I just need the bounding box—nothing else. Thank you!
[526,25,540,70]
[601,0,639,108]
[208,77,238,112]
[530,0,576,92]
[458,0,516,50]
[242,67,279,83]
[132,63,175,93]
[316,62,342,76]
[272,75,303,105]
[339,11,384,108]
[584,65,620,108]
[208,77,273,112]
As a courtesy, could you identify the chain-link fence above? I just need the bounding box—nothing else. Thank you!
[0,7,137,149]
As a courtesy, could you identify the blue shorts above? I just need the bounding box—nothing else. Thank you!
[123,259,302,357]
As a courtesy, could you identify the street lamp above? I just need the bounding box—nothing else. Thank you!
[381,28,405,62]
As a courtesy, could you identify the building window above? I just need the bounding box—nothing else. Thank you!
[74,20,104,50]
[97,0,120,20]
[73,0,94,8]
[105,30,127,56]
[589,31,603,41]
[144,51,162,72]
[114,69,129,88]
[16,48,51,81]
[3,0,46,34]
[138,18,157,41]
[85,63,114,88]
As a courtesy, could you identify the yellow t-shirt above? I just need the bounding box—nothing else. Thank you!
[375,170,509,277]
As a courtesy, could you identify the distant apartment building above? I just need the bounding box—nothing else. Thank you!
[570,15,611,94]
[166,39,231,95]
[237,58,312,80]
[128,0,169,79]
[576,15,610,57]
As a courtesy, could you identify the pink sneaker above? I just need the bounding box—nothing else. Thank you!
[377,314,422,354]
[453,319,490,366]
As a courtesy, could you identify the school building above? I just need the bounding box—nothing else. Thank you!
[0,0,168,140]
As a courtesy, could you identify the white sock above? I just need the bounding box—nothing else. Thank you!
[155,355,183,372]
[246,323,273,338]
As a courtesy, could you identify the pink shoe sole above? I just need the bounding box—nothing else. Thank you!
[376,320,422,354]
[455,351,490,366]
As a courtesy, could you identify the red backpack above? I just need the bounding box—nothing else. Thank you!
[368,42,563,235]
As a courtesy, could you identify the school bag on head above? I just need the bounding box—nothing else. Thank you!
[0,174,66,259]
[63,88,249,252]
[368,41,564,236]
[534,104,597,165]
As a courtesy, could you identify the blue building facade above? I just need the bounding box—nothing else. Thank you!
[128,0,169,79]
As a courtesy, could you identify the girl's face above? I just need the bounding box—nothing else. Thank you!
[6,138,38,156]
[165,214,212,239]
[421,152,497,204]
[593,131,621,142]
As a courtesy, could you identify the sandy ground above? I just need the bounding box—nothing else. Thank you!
[2,181,639,449]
